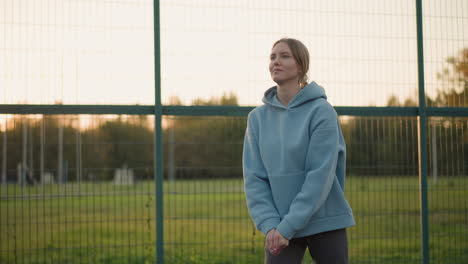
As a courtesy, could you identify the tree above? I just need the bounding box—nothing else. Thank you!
[82,115,153,181]
[192,92,239,106]
[163,93,246,180]
[345,48,467,177]
[434,48,468,107]
[430,48,468,176]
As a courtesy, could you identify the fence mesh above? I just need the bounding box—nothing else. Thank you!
[423,0,467,107]
[427,117,468,263]
[0,115,156,264]
[0,0,467,263]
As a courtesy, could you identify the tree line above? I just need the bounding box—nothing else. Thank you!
[1,49,467,183]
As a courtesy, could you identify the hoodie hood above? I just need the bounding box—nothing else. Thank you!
[262,81,327,109]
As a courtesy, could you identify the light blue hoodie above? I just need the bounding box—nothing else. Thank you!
[243,82,355,240]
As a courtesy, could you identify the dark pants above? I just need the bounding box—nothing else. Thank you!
[265,229,348,264]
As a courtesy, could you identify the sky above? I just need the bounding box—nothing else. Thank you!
[1,0,467,108]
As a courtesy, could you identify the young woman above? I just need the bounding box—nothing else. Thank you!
[243,38,355,264]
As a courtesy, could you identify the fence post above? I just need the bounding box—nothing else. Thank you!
[416,0,430,263]
[58,119,63,188]
[2,126,6,185]
[431,124,437,184]
[153,0,164,263]
[22,119,28,195]
[41,117,45,194]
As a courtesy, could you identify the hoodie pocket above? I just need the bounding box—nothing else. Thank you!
[269,171,305,216]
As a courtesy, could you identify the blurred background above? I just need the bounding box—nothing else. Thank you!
[1,0,467,263]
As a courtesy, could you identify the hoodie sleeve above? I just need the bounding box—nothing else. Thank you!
[276,102,344,239]
[243,111,281,235]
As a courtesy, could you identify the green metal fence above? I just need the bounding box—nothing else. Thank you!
[1,0,467,263]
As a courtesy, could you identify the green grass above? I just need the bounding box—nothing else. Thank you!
[1,176,467,263]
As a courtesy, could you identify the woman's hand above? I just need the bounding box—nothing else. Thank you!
[265,229,289,256]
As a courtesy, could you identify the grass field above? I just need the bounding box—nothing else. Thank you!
[1,176,467,264]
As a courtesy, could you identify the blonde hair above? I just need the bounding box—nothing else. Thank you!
[273,38,310,87]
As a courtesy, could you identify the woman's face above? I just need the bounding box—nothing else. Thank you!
[269,42,301,85]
